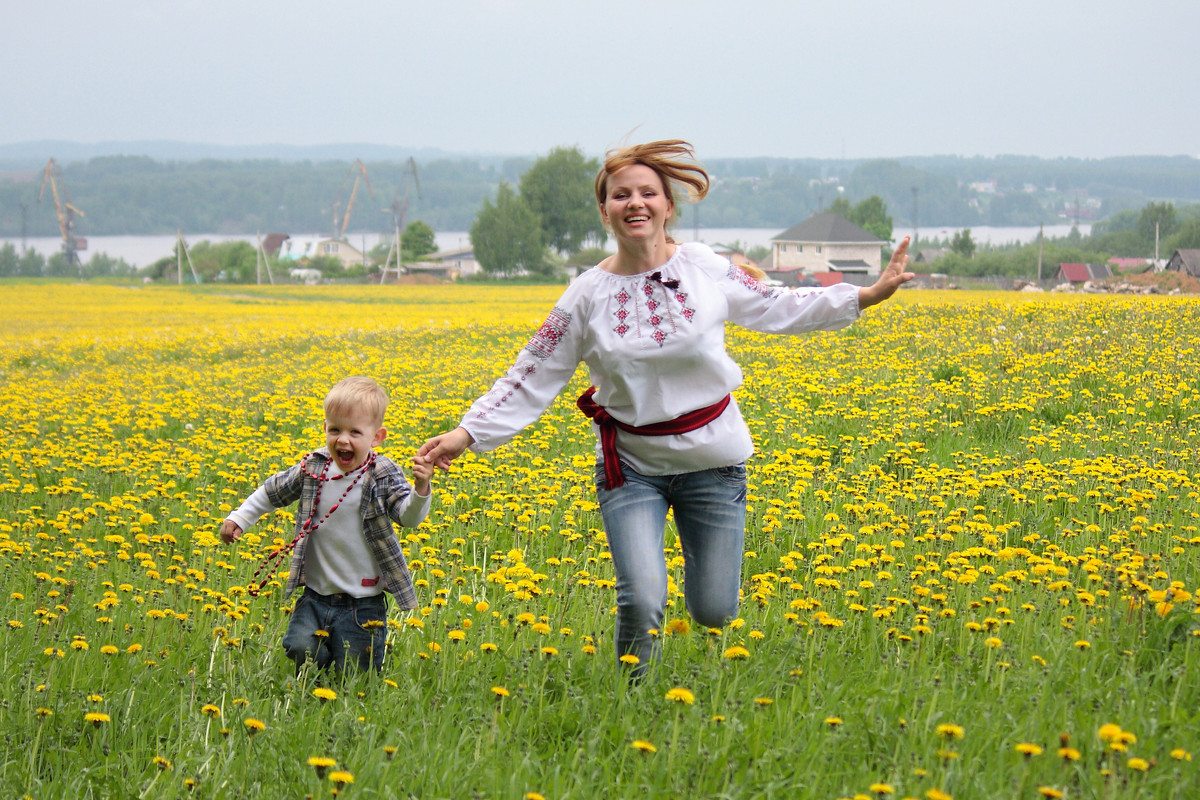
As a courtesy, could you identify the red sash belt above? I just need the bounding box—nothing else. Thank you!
[576,385,731,488]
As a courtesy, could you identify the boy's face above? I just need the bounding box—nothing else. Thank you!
[324,407,386,473]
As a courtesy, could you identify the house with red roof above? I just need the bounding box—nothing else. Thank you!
[1056,262,1112,284]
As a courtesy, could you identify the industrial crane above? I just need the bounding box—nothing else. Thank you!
[379,158,422,284]
[38,158,85,266]
[331,159,376,240]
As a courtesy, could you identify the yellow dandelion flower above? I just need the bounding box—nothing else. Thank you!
[1036,789,1063,799]
[312,688,337,701]
[153,756,172,770]
[1170,748,1192,761]
[1058,746,1081,761]
[200,704,220,717]
[328,770,354,785]
[926,789,953,800]
[1098,723,1122,742]
[825,716,844,727]
[480,642,498,652]
[383,745,398,759]
[448,630,466,642]
[491,686,510,698]
[631,740,657,753]
[619,654,640,665]
[525,794,546,800]
[35,708,53,718]
[1074,640,1091,649]
[665,618,691,635]
[984,637,1003,649]
[244,718,265,734]
[665,687,695,705]
[100,645,119,655]
[936,723,965,739]
[84,712,110,726]
[722,645,750,660]
[754,697,774,706]
[540,646,558,656]
[1127,757,1150,772]
[1015,742,1043,757]
[869,783,894,796]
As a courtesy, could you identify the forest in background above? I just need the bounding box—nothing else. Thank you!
[3,145,1200,240]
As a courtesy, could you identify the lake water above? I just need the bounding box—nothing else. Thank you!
[2,224,1091,269]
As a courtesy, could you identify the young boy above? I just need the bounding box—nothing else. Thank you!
[220,376,432,673]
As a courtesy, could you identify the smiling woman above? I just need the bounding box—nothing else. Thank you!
[419,138,914,678]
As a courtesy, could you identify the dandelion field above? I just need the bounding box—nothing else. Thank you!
[1,281,1197,800]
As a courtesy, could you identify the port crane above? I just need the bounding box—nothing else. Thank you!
[379,157,422,284]
[38,158,85,266]
[331,159,376,241]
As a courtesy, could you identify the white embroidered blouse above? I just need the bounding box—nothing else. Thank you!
[460,242,862,476]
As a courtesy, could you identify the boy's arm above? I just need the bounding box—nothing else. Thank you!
[220,485,274,542]
[383,459,432,529]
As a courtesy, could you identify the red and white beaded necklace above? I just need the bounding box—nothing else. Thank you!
[246,451,375,597]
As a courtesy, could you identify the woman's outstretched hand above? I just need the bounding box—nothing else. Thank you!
[859,235,915,309]
[418,427,474,471]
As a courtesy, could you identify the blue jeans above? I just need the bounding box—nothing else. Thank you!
[595,460,747,675]
[282,587,388,673]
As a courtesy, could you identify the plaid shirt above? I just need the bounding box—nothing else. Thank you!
[263,448,423,610]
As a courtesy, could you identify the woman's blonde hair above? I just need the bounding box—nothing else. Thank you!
[594,139,710,210]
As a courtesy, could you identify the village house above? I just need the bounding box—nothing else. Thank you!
[1164,249,1200,278]
[312,238,366,270]
[1056,262,1113,285]
[763,213,884,287]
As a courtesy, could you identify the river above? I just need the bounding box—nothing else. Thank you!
[2,224,1091,270]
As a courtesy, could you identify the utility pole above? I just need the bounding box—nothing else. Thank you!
[1037,222,1044,283]
[911,186,919,253]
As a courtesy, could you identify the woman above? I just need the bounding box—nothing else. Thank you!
[420,139,913,675]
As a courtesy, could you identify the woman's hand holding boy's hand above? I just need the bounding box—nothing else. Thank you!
[418,427,474,472]
[219,520,243,543]
[410,455,434,497]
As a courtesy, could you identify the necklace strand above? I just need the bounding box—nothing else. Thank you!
[245,451,375,597]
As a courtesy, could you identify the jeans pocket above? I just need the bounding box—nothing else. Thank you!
[713,462,747,487]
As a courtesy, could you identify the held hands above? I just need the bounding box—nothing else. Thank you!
[859,236,915,309]
[219,519,243,544]
[417,427,474,472]
[410,454,434,496]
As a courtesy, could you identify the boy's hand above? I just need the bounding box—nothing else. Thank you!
[418,427,474,471]
[219,520,243,543]
[411,455,434,497]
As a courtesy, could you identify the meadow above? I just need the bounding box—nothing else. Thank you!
[0,281,1196,800]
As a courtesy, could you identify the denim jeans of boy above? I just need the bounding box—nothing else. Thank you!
[596,460,747,676]
[282,587,388,672]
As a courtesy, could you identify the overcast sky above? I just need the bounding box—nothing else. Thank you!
[5,0,1198,161]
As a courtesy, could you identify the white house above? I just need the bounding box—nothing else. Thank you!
[313,238,366,269]
[766,213,884,286]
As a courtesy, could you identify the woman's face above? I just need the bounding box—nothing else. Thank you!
[600,164,674,245]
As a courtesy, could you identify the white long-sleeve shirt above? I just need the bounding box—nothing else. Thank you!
[461,242,861,476]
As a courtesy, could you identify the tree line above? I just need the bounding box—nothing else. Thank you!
[4,152,1199,242]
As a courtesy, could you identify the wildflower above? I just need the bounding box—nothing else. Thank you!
[243,718,265,735]
[936,723,965,740]
[619,654,641,666]
[329,770,354,785]
[201,704,221,718]
[1127,757,1150,772]
[35,708,53,718]
[1036,789,1063,799]
[754,697,774,706]
[631,740,657,753]
[525,794,546,800]
[869,784,894,796]
[722,645,750,660]
[308,756,336,777]
[1098,723,1122,742]
[126,643,143,654]
[85,712,110,726]
[491,686,510,698]
[1170,749,1192,761]
[825,716,844,727]
[926,789,953,800]
[1074,640,1091,649]
[100,645,119,655]
[153,756,172,771]
[1058,747,1081,761]
[540,646,558,657]
[383,745,397,759]
[984,637,1002,648]
[665,687,695,705]
[665,618,691,635]
[1015,742,1043,757]
[312,687,337,701]
[480,642,497,652]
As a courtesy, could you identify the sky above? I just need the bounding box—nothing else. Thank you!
[5,0,1199,161]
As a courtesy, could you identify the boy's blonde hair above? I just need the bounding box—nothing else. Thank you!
[324,376,388,427]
